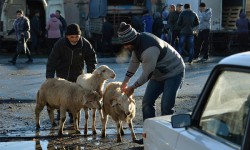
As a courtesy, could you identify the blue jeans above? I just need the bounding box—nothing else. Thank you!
[142,72,184,121]
[178,34,194,62]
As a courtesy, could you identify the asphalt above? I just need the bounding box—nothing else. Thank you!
[0,53,225,101]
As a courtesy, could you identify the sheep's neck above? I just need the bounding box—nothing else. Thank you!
[93,74,105,96]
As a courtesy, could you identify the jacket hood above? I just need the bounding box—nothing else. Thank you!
[240,13,246,19]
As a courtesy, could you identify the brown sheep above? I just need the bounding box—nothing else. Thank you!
[35,78,102,136]
[76,65,116,135]
[101,82,137,142]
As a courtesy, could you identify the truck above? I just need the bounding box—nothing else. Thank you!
[63,0,165,52]
[166,0,250,54]
[0,0,163,52]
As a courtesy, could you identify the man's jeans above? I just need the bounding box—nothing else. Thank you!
[142,72,184,121]
[178,34,194,62]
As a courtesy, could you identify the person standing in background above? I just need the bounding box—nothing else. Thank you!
[177,3,199,64]
[152,12,164,38]
[30,9,41,55]
[46,13,62,56]
[235,12,249,52]
[141,10,153,33]
[168,3,183,49]
[194,2,212,62]
[8,9,33,65]
[55,10,67,37]
[101,17,114,55]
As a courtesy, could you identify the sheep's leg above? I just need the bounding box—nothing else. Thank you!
[84,107,89,135]
[116,121,122,142]
[128,119,137,142]
[120,123,125,136]
[101,111,108,138]
[35,104,44,129]
[92,108,97,135]
[73,113,81,134]
[77,111,81,128]
[58,108,66,136]
[47,106,56,127]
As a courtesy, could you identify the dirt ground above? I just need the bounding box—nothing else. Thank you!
[0,95,198,150]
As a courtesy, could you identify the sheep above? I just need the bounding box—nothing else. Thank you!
[35,78,102,136]
[101,82,137,142]
[76,65,116,135]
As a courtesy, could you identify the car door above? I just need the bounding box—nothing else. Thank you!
[175,67,250,150]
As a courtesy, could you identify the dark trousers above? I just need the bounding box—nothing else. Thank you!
[47,38,59,56]
[12,40,32,61]
[194,29,210,59]
[170,30,180,49]
[237,32,248,52]
[31,34,40,54]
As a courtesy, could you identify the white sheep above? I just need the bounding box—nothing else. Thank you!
[101,82,137,142]
[35,78,102,136]
[76,65,116,135]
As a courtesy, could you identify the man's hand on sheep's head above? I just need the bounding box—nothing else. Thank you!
[124,86,134,97]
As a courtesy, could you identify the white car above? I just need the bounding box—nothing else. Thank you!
[143,52,250,150]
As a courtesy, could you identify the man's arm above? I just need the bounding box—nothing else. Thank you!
[46,41,61,78]
[84,39,97,73]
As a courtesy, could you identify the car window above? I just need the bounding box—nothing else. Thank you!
[199,70,250,146]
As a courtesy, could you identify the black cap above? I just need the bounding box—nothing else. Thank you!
[199,2,206,7]
[65,24,82,35]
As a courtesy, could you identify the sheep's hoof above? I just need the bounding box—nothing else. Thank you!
[121,130,125,136]
[132,138,138,142]
[52,122,57,127]
[117,138,122,143]
[75,130,81,134]
[101,132,106,138]
[36,125,40,129]
[84,130,88,135]
[92,130,97,135]
[58,131,63,136]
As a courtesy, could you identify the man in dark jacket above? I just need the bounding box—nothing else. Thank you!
[177,3,199,64]
[30,10,41,54]
[46,23,97,122]
[55,10,67,37]
[101,17,114,54]
[168,3,183,48]
[236,12,249,52]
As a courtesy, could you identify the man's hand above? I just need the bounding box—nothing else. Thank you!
[124,86,134,97]
[121,81,128,92]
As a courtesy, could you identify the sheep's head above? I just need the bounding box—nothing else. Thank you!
[93,65,116,80]
[84,90,102,110]
[111,93,135,116]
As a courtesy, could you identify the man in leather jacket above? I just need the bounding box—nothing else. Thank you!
[46,23,97,122]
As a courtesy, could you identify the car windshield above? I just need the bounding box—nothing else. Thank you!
[200,70,250,146]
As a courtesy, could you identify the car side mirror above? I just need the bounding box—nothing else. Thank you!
[171,114,191,128]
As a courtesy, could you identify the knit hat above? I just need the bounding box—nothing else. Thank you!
[50,13,56,18]
[65,23,81,35]
[117,22,137,44]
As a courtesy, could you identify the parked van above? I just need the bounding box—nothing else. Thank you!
[0,0,64,45]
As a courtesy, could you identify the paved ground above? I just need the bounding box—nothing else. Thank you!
[0,53,225,149]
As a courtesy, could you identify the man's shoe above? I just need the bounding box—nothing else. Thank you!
[25,59,33,64]
[8,60,16,65]
[193,58,199,63]
[201,58,208,62]
[188,61,193,65]
[134,138,143,145]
